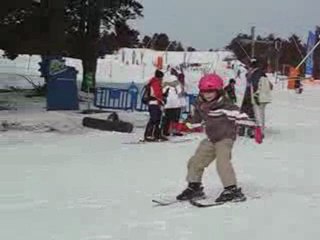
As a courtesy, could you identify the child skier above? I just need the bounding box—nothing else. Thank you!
[176,74,254,203]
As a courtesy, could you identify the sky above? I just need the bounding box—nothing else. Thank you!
[135,0,320,50]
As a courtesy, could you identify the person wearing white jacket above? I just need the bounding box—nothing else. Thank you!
[161,74,185,136]
[252,75,273,134]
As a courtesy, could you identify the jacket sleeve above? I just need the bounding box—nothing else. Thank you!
[207,102,255,126]
[252,71,267,93]
[189,96,203,124]
[162,85,169,94]
[190,105,203,124]
[226,104,255,126]
[175,84,184,97]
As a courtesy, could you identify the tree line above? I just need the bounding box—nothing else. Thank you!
[226,28,320,79]
[0,1,320,88]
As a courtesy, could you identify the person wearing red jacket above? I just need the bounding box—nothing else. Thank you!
[144,70,168,141]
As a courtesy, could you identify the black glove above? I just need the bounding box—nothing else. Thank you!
[163,88,169,98]
[162,98,167,105]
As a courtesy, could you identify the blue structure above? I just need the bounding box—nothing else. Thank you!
[127,82,140,111]
[93,82,197,113]
[184,94,198,113]
[42,57,79,111]
[94,87,133,111]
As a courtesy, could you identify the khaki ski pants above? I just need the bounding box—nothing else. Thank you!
[186,138,236,187]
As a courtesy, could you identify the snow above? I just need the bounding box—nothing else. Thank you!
[1,48,318,239]
[1,82,320,239]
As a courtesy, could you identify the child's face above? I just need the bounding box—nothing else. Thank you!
[201,91,218,102]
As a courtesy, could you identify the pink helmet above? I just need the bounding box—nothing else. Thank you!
[198,74,224,92]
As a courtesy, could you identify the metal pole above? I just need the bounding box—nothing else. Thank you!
[163,41,173,65]
[87,87,90,110]
[275,53,279,76]
[295,38,320,69]
[27,55,31,71]
[251,26,255,58]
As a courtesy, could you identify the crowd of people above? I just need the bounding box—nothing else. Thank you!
[143,59,273,142]
[143,67,187,142]
[143,59,274,203]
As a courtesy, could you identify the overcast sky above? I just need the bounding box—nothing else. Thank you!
[135,0,319,50]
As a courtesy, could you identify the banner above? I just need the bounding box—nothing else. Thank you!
[305,31,316,77]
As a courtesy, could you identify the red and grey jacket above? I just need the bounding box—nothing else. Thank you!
[148,77,164,105]
[191,96,253,143]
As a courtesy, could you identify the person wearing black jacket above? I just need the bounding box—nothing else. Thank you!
[224,79,237,103]
[239,59,266,137]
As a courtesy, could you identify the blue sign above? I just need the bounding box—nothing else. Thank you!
[306,31,316,76]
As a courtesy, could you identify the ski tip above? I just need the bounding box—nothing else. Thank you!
[152,199,181,206]
[189,199,225,208]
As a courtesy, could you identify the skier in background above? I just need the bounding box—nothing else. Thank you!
[224,78,237,103]
[238,59,266,137]
[143,70,168,142]
[294,76,303,94]
[254,71,273,135]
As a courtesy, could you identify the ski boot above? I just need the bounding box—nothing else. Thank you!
[215,186,246,203]
[144,136,157,142]
[176,182,205,201]
[172,132,184,137]
[156,135,168,142]
[237,125,245,136]
[144,136,168,142]
[247,127,255,138]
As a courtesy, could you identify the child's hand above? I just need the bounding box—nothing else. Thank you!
[185,122,193,129]
[186,123,202,129]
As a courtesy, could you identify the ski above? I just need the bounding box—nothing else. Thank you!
[189,197,247,208]
[123,139,152,144]
[124,138,193,145]
[152,199,182,206]
[152,195,206,207]
[168,138,194,143]
[189,199,225,208]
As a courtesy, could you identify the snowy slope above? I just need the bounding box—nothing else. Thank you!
[1,83,320,240]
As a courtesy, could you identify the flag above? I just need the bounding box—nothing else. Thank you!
[305,31,316,77]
